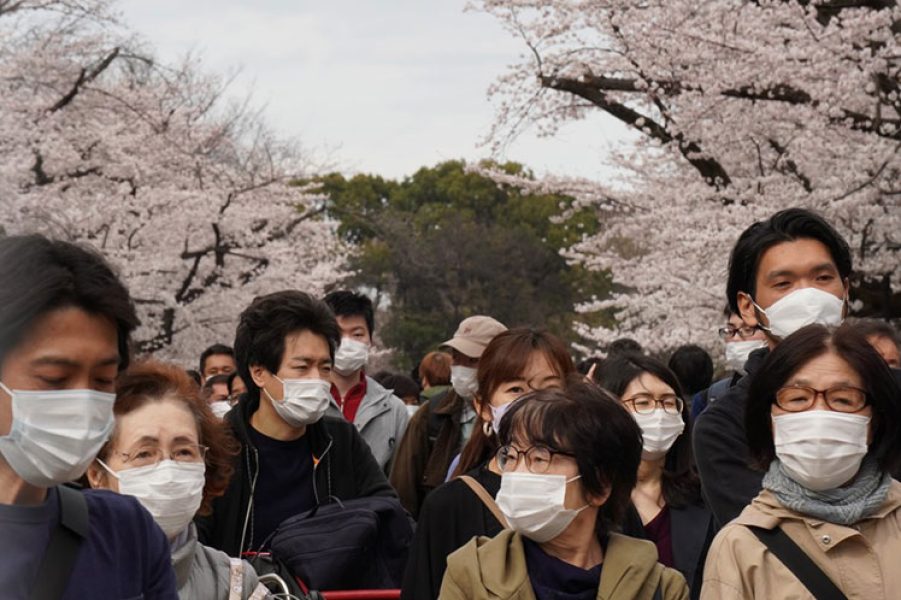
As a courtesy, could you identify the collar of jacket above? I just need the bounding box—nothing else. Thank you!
[328,375,395,424]
[452,529,663,599]
[170,523,199,588]
[733,480,901,540]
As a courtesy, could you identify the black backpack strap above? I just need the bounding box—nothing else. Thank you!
[747,525,847,600]
[29,485,90,600]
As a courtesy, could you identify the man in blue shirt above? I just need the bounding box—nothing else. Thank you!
[0,235,177,599]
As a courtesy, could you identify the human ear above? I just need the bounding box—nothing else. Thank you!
[473,393,491,422]
[249,364,269,389]
[85,461,108,490]
[586,484,612,508]
[737,292,760,328]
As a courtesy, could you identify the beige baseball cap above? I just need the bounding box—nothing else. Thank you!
[441,316,508,359]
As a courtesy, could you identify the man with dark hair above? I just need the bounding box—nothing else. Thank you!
[668,344,714,397]
[607,337,643,357]
[199,343,236,380]
[322,290,409,472]
[195,290,394,557]
[849,317,900,368]
[694,207,854,526]
[0,234,176,597]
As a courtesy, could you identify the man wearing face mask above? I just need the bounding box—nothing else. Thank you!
[195,290,395,557]
[0,235,177,599]
[693,208,854,527]
[323,290,409,472]
[389,315,507,519]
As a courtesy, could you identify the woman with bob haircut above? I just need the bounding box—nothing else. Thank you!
[87,360,269,599]
[402,328,575,600]
[599,354,713,598]
[440,381,689,599]
[702,324,901,599]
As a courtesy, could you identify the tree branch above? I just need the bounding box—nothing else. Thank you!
[48,47,120,113]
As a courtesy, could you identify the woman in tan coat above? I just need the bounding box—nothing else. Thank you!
[702,324,901,599]
[440,381,688,600]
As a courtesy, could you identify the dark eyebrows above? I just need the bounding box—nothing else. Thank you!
[765,262,838,282]
[289,356,332,364]
[31,356,119,369]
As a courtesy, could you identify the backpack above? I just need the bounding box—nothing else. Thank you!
[265,495,414,591]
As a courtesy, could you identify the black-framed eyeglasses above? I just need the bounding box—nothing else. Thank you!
[495,444,575,474]
[622,393,684,415]
[775,385,869,413]
[112,443,209,468]
[718,325,760,340]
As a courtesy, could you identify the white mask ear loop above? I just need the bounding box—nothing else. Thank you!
[95,458,121,479]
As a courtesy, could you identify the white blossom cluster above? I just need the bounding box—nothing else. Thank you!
[0,1,348,363]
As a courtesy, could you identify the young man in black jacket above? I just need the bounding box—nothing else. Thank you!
[693,208,854,527]
[195,290,395,557]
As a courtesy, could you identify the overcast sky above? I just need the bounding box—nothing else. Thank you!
[119,0,632,180]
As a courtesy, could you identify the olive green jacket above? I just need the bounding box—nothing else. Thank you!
[439,529,689,600]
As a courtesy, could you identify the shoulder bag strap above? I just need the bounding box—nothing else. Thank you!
[458,475,509,529]
[29,485,90,600]
[747,525,847,600]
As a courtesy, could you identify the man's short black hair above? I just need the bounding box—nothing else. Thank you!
[726,208,852,314]
[848,318,900,347]
[199,343,235,374]
[607,338,642,357]
[0,234,138,370]
[234,290,340,405]
[323,290,375,336]
[667,344,714,396]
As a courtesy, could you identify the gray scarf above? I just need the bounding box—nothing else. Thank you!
[763,457,891,526]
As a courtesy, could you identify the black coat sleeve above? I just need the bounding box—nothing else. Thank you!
[692,388,763,527]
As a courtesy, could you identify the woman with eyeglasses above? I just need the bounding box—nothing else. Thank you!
[402,328,575,600]
[701,323,901,599]
[86,360,269,599]
[598,354,713,599]
[440,381,689,599]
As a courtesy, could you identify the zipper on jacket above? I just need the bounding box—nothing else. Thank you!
[312,436,334,506]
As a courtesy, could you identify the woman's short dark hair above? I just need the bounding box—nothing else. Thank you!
[97,360,240,516]
[233,291,340,406]
[746,323,901,473]
[726,208,852,314]
[453,328,575,477]
[498,380,643,531]
[598,353,701,508]
[323,289,375,336]
[0,234,139,370]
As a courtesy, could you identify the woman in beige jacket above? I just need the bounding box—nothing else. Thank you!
[440,381,688,600]
[702,324,901,599]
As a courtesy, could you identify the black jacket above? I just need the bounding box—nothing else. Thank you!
[195,393,396,557]
[400,463,502,600]
[692,347,768,527]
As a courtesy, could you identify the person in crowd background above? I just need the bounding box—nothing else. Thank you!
[323,290,409,472]
[607,338,643,357]
[202,374,233,419]
[702,324,901,599]
[87,360,267,599]
[440,382,689,600]
[227,371,247,403]
[848,317,900,368]
[389,316,506,519]
[0,234,176,598]
[693,207,853,526]
[668,344,713,402]
[418,350,452,402]
[691,309,767,421]
[377,373,422,415]
[199,344,237,381]
[196,290,395,557]
[401,328,573,600]
[599,354,713,598]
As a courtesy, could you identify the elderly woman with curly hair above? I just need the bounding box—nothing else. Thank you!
[87,360,268,599]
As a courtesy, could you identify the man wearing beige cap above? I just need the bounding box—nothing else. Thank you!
[389,315,507,518]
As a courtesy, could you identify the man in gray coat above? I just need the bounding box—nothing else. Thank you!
[324,290,409,472]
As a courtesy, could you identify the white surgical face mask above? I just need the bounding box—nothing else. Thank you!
[496,472,588,543]
[265,375,332,428]
[752,287,844,339]
[725,340,768,373]
[405,404,420,418]
[0,382,115,487]
[209,400,232,419]
[333,338,370,376]
[632,409,685,460]
[450,365,479,399]
[773,411,870,491]
[101,459,205,539]
[489,400,515,430]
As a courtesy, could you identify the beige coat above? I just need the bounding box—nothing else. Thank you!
[439,529,689,600]
[702,480,901,599]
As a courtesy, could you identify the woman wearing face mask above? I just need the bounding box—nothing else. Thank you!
[702,324,901,599]
[401,328,574,600]
[440,381,689,599]
[599,355,713,598]
[87,360,269,599]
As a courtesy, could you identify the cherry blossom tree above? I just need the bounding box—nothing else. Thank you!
[0,0,347,363]
[476,0,901,355]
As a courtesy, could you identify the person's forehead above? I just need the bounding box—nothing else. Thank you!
[756,238,837,280]
[283,329,332,359]
[727,313,745,328]
[115,398,198,446]
[3,307,119,370]
[206,354,235,365]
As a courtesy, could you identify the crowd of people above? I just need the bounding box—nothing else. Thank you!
[0,206,900,599]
